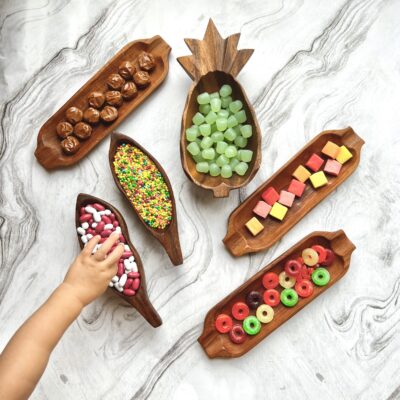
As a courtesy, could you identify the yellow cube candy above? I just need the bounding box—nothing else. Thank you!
[245,217,264,236]
[336,145,353,164]
[310,171,328,189]
[292,165,311,183]
[270,202,288,221]
[322,141,340,158]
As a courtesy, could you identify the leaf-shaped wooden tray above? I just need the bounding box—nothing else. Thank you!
[35,36,171,170]
[177,19,261,198]
[199,230,355,358]
[75,193,162,327]
[224,127,364,256]
[109,132,183,266]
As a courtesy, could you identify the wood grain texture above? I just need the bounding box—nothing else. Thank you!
[223,127,364,256]
[1,0,399,399]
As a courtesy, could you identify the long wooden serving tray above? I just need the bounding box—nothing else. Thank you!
[109,132,183,266]
[75,193,162,327]
[224,127,364,256]
[199,230,355,358]
[36,36,171,170]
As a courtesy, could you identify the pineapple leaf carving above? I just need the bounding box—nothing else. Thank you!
[177,19,254,81]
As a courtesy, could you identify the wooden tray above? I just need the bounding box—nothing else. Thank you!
[109,132,183,266]
[224,127,364,256]
[177,19,261,198]
[75,193,162,327]
[199,230,355,358]
[35,36,171,170]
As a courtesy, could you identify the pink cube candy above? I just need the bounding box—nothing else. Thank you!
[279,190,295,208]
[252,201,271,219]
[324,159,342,176]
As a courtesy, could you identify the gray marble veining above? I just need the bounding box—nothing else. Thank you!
[1,0,400,399]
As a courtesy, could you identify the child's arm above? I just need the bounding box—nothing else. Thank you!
[0,233,124,400]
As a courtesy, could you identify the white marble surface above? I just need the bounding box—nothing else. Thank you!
[1,0,400,399]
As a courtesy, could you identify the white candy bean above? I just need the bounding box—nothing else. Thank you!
[81,235,88,244]
[124,245,130,251]
[123,259,130,269]
[77,227,85,235]
[87,234,93,240]
[92,223,97,228]
[108,282,114,287]
[105,209,111,215]
[112,276,119,283]
[104,224,113,230]
[131,262,138,272]
[116,285,123,293]
[81,222,89,230]
[85,206,96,214]
[93,212,101,222]
[128,256,134,262]
[119,274,127,287]
[115,226,121,233]
[99,211,106,215]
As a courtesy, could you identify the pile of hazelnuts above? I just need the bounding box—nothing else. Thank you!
[56,51,156,155]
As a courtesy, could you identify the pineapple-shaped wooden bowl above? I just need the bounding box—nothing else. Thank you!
[177,19,262,198]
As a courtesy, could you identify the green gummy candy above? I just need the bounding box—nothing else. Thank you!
[224,145,238,158]
[216,141,228,154]
[196,162,209,174]
[224,128,237,142]
[200,136,213,149]
[227,115,238,128]
[199,123,211,136]
[210,123,218,133]
[219,84,232,98]
[205,111,217,125]
[235,110,247,124]
[221,96,232,109]
[210,92,220,99]
[209,163,221,177]
[240,124,252,138]
[221,164,233,178]
[229,157,240,170]
[216,118,228,131]
[199,104,211,115]
[239,149,253,162]
[186,126,198,142]
[234,162,249,176]
[211,132,224,142]
[197,92,210,105]
[202,147,216,160]
[229,100,243,113]
[192,153,204,163]
[210,98,222,112]
[217,109,229,119]
[192,112,205,126]
[234,135,248,148]
[216,154,229,167]
[187,142,200,156]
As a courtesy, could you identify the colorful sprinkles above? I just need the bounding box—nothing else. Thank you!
[113,143,173,229]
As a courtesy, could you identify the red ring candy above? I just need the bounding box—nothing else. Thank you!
[321,249,335,266]
[312,245,327,263]
[263,289,280,307]
[229,324,246,344]
[295,279,314,298]
[284,259,302,277]
[215,314,233,333]
[232,302,249,320]
[262,272,279,289]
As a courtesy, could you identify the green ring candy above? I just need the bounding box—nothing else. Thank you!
[243,316,261,335]
[312,267,330,286]
[280,288,299,307]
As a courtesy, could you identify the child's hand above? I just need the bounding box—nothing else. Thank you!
[63,232,124,307]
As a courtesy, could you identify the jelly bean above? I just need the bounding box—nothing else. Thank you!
[122,251,132,259]
[284,259,302,277]
[215,314,233,333]
[99,237,107,243]
[115,285,123,293]
[93,203,105,211]
[232,302,249,321]
[77,227,85,235]
[113,221,119,227]
[105,209,111,215]
[81,222,89,230]
[112,276,119,283]
[79,214,92,223]
[88,218,94,224]
[262,272,279,289]
[104,224,113,230]
[95,221,105,233]
[86,229,95,236]
[321,249,335,266]
[125,279,133,288]
[123,289,136,296]
[100,229,112,237]
[109,213,116,222]
[81,235,88,244]
[312,245,327,263]
[263,289,280,307]
[132,278,140,290]
[117,264,124,277]
[80,207,85,214]
[295,279,314,298]
[85,206,96,214]
[128,272,140,279]
[93,213,102,222]
[119,235,126,243]
[229,324,246,344]
[109,282,114,287]
[119,274,127,287]
[102,216,112,225]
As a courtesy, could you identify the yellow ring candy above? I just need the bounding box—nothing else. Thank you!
[256,304,274,323]
[279,271,296,288]
[302,248,319,266]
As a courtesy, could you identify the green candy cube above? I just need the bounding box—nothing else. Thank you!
[187,142,200,156]
[227,115,238,128]
[240,124,252,138]
[234,135,248,148]
[199,123,211,136]
[186,126,198,142]
[210,98,222,113]
[196,162,209,174]
[239,149,253,162]
[235,110,247,124]
[216,118,228,131]
[202,147,216,160]
[216,154,229,167]
[205,111,217,125]
[234,161,249,176]
[211,132,224,143]
[229,100,243,113]
[199,104,211,115]
[200,136,213,149]
[192,112,205,126]
[209,163,221,177]
[224,128,237,142]
[221,164,233,178]
[219,84,232,98]
[210,92,220,99]
[217,109,229,119]
[197,92,210,105]
[216,141,228,154]
[192,153,205,163]
[229,157,240,170]
[224,145,238,159]
[221,96,232,109]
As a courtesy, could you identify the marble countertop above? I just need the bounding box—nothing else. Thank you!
[1,0,400,399]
